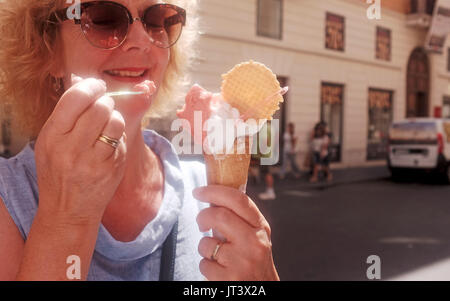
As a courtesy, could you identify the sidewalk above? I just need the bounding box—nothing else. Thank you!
[248,165,391,190]
[316,165,390,186]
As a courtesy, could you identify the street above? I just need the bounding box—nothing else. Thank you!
[247,168,450,281]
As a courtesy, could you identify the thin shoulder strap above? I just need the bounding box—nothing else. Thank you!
[159,219,179,281]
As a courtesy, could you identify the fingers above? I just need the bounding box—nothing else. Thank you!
[71,74,83,86]
[196,206,256,246]
[193,185,266,229]
[199,258,229,281]
[71,95,116,149]
[50,78,107,135]
[198,237,231,267]
[94,110,126,161]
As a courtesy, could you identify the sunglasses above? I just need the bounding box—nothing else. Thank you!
[51,1,186,50]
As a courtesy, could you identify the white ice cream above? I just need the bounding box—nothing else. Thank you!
[204,94,266,155]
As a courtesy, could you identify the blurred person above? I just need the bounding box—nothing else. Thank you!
[279,122,301,179]
[255,121,278,201]
[310,123,332,183]
[321,122,333,181]
[0,0,279,281]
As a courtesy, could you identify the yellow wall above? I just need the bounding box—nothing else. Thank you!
[361,0,410,14]
[194,0,446,166]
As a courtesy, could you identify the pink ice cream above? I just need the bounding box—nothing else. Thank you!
[177,84,216,146]
[177,84,268,155]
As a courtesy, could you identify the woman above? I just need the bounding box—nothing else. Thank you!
[309,123,332,183]
[0,0,279,281]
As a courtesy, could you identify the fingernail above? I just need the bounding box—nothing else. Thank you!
[71,73,83,85]
[192,188,200,199]
[98,79,107,89]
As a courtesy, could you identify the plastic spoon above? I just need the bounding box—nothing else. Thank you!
[105,91,146,97]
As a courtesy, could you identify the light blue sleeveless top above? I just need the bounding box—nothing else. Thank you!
[0,130,209,281]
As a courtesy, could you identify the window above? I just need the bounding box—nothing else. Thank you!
[410,0,418,13]
[443,96,450,118]
[325,13,345,52]
[376,27,391,61]
[426,0,436,15]
[321,82,345,162]
[448,48,450,72]
[410,0,436,15]
[257,0,283,40]
[367,89,393,160]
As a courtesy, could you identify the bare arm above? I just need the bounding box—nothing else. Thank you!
[0,197,24,280]
[15,206,101,281]
[0,195,101,281]
[6,77,132,280]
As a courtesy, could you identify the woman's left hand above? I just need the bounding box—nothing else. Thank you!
[193,185,280,281]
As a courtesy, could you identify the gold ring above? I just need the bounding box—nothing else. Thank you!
[211,242,222,261]
[97,134,120,149]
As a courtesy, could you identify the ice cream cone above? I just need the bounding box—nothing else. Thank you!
[204,136,252,242]
[204,136,252,192]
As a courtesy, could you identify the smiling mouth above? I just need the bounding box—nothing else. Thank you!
[104,69,148,78]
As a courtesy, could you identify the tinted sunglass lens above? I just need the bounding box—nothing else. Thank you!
[81,4,129,49]
[144,6,183,48]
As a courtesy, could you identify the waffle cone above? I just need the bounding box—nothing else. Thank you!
[204,136,252,192]
[221,60,283,120]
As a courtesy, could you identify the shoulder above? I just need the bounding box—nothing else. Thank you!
[0,144,38,239]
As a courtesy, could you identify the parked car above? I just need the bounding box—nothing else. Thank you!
[387,118,450,182]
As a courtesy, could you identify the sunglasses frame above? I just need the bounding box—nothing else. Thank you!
[52,1,186,50]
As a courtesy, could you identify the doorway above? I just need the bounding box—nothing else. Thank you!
[367,89,393,160]
[406,47,430,118]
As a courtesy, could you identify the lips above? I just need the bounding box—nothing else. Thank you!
[103,68,150,83]
[104,68,148,77]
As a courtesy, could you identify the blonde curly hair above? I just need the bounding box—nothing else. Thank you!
[0,0,198,139]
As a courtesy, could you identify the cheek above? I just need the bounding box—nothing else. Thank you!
[155,49,170,81]
[60,26,110,78]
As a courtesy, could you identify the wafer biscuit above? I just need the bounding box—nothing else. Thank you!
[221,60,283,120]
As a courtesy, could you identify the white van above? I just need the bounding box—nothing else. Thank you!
[387,118,450,182]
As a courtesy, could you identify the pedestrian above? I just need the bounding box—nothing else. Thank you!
[310,123,333,183]
[321,122,333,181]
[279,122,301,179]
[256,121,278,201]
[0,0,279,281]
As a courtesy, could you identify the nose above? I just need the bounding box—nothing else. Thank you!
[120,18,153,53]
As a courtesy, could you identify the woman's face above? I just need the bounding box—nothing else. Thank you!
[59,0,170,122]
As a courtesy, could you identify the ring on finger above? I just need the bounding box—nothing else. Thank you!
[97,134,120,149]
[211,242,222,262]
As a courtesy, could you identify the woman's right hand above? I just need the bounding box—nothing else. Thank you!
[34,76,127,225]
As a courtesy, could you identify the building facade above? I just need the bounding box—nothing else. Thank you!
[1,0,450,168]
[191,0,450,167]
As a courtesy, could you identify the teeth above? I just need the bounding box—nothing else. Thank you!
[106,70,146,77]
